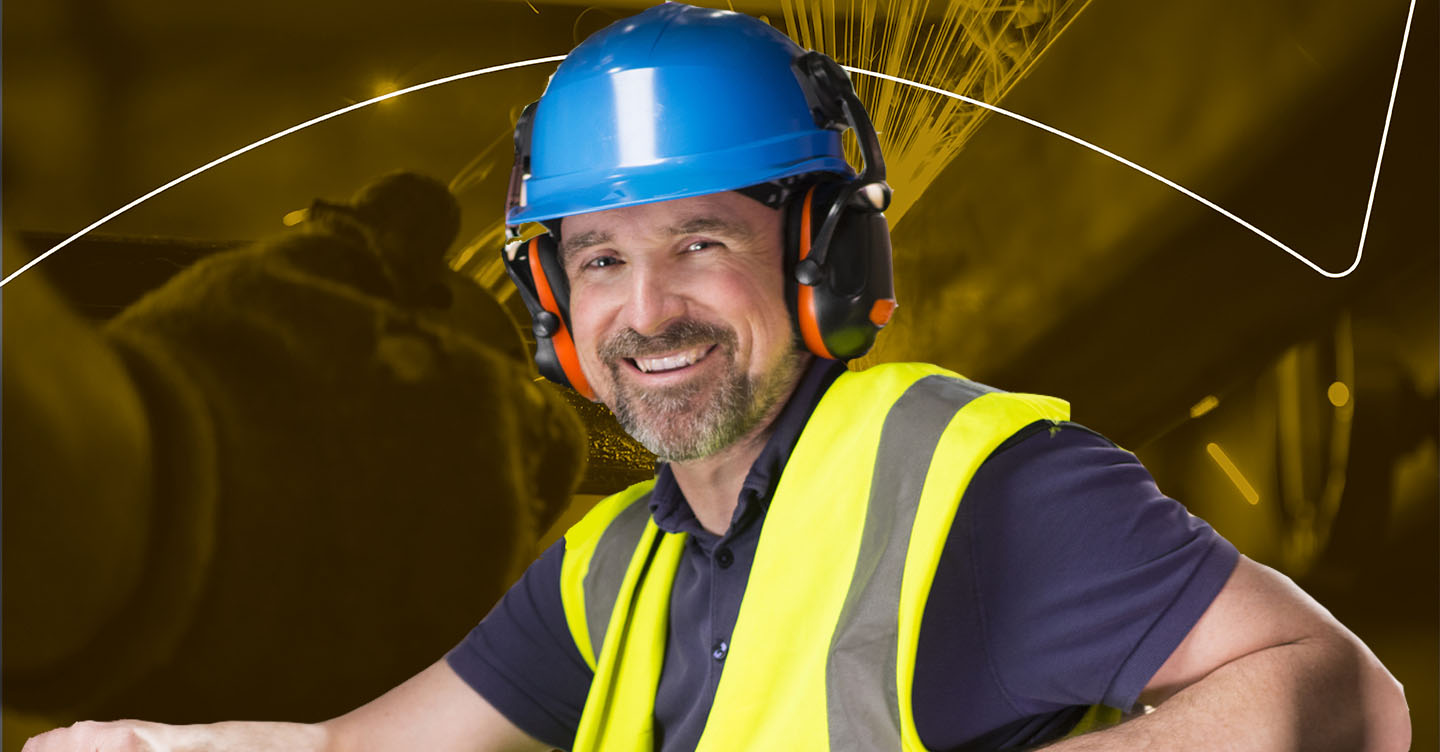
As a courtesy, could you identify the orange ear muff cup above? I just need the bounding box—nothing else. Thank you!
[527,239,595,400]
[796,186,837,360]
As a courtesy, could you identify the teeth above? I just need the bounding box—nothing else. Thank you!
[634,346,709,373]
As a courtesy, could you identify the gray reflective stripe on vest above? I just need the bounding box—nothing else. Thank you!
[826,375,996,750]
[584,494,653,660]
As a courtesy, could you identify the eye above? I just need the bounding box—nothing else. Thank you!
[580,254,622,271]
[683,240,719,253]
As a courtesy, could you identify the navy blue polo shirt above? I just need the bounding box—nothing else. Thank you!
[448,359,1238,751]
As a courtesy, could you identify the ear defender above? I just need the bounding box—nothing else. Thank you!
[786,177,897,361]
[784,51,898,362]
[502,234,596,400]
[499,102,596,400]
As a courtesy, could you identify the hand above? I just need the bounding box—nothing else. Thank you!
[22,719,329,752]
[23,720,175,751]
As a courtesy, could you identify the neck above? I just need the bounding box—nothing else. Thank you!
[669,356,812,536]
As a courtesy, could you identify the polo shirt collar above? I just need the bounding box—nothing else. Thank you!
[648,357,848,539]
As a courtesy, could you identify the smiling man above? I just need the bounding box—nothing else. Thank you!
[559,193,810,534]
[25,4,1410,752]
[571,200,801,460]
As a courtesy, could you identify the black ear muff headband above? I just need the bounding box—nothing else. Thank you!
[785,51,897,362]
[501,50,897,397]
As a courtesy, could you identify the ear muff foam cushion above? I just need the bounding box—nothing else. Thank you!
[526,238,595,400]
[794,185,837,360]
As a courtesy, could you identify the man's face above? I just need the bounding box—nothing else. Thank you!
[559,191,808,462]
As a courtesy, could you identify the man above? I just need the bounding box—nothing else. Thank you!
[26,4,1409,751]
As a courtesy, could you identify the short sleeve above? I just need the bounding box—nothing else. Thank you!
[446,538,593,749]
[967,422,1238,713]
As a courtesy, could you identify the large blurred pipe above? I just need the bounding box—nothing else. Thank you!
[2,173,588,726]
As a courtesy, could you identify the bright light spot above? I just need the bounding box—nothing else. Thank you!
[1206,442,1260,505]
[1189,395,1220,419]
[1327,381,1351,407]
[282,208,309,227]
[372,80,401,101]
[0,54,568,289]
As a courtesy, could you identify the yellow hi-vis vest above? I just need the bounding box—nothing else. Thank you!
[558,363,1121,750]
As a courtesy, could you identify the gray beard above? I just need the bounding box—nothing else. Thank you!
[601,321,804,463]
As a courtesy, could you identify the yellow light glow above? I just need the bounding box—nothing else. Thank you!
[372,80,400,100]
[1327,381,1351,407]
[1206,442,1260,505]
[281,209,309,227]
[1189,395,1220,419]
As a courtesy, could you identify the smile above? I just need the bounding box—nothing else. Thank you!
[627,345,714,374]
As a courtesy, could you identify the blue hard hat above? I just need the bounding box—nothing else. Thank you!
[508,2,852,224]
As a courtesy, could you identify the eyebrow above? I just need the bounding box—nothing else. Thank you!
[559,229,612,263]
[669,216,755,243]
[558,214,755,265]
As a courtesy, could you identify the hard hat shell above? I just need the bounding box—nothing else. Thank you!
[509,2,851,225]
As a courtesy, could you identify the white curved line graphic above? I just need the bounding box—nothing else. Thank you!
[845,0,1416,279]
[1,0,1415,288]
[1,55,568,288]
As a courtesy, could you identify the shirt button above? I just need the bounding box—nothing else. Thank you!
[711,640,729,661]
[715,547,734,569]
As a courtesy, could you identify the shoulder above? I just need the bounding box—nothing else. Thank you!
[947,421,1238,709]
[562,480,657,554]
[959,421,1231,574]
[826,364,1070,439]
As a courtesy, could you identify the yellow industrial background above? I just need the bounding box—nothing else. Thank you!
[4,0,1435,748]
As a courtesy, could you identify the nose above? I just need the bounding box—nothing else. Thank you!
[621,262,687,336]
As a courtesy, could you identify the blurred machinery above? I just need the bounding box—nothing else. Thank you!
[3,175,593,740]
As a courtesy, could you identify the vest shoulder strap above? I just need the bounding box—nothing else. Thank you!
[560,479,656,670]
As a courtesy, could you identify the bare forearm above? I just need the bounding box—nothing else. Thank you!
[23,719,332,752]
[22,661,542,752]
[1041,636,1409,752]
[174,721,332,751]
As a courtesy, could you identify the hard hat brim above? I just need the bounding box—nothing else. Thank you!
[510,133,850,224]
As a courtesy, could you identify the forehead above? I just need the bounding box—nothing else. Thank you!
[558,191,777,259]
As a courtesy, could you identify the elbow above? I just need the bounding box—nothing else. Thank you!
[1365,663,1411,752]
[1341,632,1411,752]
[1302,629,1410,752]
